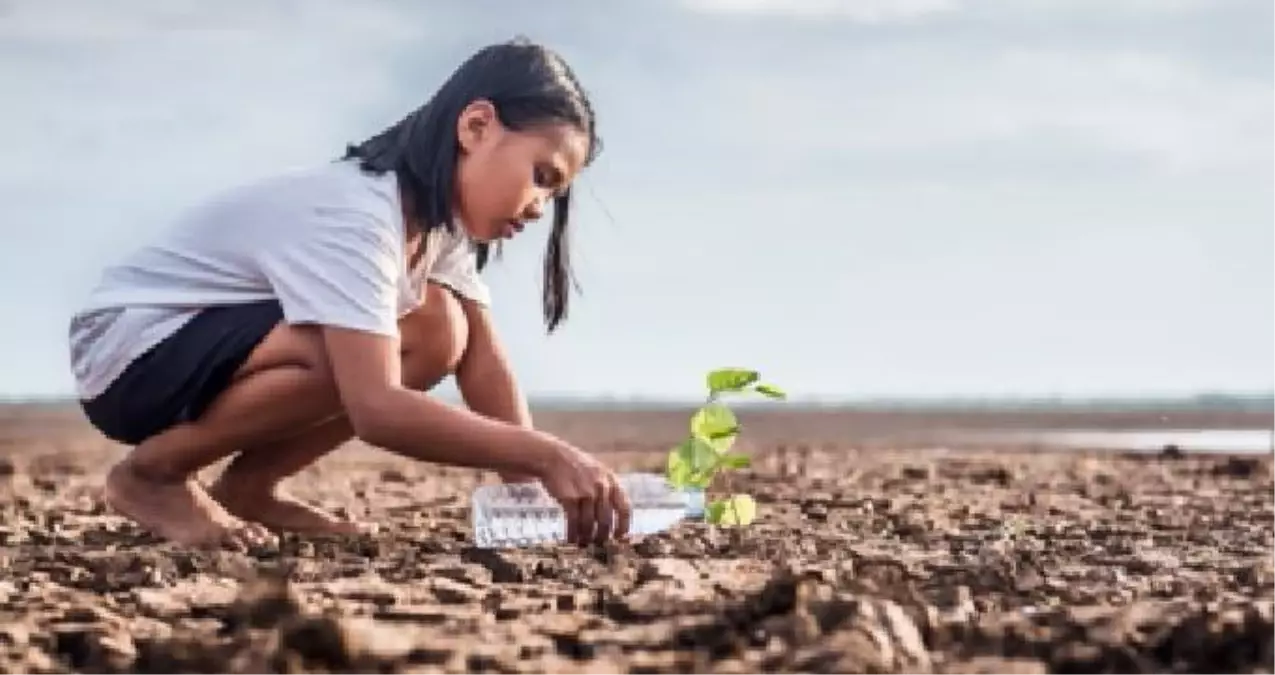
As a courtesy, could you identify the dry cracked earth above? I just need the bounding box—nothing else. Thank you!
[0,407,1272,673]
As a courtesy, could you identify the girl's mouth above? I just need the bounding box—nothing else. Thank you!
[502,220,525,238]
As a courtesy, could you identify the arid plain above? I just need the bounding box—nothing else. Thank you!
[1,402,1271,673]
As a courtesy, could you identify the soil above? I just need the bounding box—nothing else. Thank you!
[0,405,1272,673]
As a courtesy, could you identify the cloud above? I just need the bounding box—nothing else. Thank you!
[0,0,423,42]
[0,0,429,195]
[645,36,1270,184]
[679,0,960,21]
[972,49,1271,176]
[680,0,1224,21]
[1000,0,1221,14]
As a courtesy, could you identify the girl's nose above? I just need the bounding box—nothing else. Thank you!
[523,196,546,221]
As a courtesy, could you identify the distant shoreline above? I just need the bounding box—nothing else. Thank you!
[2,392,1271,415]
[1,396,1269,457]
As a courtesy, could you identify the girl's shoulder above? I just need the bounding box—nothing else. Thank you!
[252,160,400,214]
[195,160,404,240]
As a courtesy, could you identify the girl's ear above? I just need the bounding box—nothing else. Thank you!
[456,99,497,154]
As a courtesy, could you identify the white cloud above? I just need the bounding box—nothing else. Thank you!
[0,0,423,41]
[0,0,429,195]
[680,0,1223,21]
[675,43,1271,180]
[977,49,1272,176]
[680,0,960,22]
[1006,0,1220,13]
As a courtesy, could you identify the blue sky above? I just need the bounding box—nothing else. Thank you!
[1,0,1271,400]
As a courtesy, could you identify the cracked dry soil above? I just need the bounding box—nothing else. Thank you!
[1,422,1272,673]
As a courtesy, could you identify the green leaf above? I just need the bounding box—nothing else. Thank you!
[716,494,757,526]
[754,383,787,400]
[690,403,739,453]
[705,499,728,524]
[666,436,719,489]
[719,453,752,470]
[665,448,693,488]
[706,368,760,396]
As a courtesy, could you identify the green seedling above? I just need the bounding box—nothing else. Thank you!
[665,367,787,527]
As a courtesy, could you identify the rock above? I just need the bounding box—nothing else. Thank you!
[0,580,18,603]
[430,563,491,587]
[131,589,188,618]
[50,622,136,672]
[278,615,414,671]
[874,598,933,671]
[430,577,483,605]
[1212,457,1265,479]
[946,656,1049,673]
[555,590,593,612]
[227,577,302,630]
[636,558,700,587]
[461,548,528,584]
[0,622,30,648]
[380,468,409,483]
[804,503,829,522]
[902,465,932,480]
[323,576,399,606]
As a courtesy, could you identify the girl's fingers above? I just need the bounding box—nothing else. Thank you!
[564,497,582,545]
[575,496,597,547]
[611,478,633,540]
[594,479,614,543]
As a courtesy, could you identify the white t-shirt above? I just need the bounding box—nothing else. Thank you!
[67,159,491,400]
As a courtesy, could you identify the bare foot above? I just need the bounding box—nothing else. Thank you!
[105,461,277,551]
[210,482,372,536]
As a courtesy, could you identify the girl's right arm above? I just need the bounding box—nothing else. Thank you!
[319,324,631,546]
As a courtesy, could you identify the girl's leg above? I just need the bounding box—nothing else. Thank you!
[104,283,468,549]
[207,283,468,534]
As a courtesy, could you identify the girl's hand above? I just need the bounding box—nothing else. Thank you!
[534,443,632,546]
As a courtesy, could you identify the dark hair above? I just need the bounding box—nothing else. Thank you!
[342,37,600,332]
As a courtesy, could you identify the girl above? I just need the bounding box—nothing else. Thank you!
[67,38,631,551]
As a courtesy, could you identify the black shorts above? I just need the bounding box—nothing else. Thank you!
[80,300,283,446]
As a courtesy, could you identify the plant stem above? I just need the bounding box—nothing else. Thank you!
[703,391,717,500]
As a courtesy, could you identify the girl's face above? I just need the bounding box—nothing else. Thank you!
[453,101,590,243]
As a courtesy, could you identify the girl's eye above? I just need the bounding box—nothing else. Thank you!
[534,165,562,190]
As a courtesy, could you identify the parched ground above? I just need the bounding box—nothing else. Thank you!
[0,405,1272,673]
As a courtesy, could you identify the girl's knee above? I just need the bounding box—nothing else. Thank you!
[400,283,470,385]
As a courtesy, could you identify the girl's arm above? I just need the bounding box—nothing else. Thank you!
[453,296,538,482]
[327,324,548,478]
[324,324,631,544]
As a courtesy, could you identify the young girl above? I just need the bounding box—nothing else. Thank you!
[67,38,631,551]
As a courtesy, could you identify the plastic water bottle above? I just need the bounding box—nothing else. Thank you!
[683,488,706,519]
[471,472,697,548]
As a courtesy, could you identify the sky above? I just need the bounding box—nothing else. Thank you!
[0,0,1271,401]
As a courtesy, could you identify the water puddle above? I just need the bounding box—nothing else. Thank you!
[947,428,1273,454]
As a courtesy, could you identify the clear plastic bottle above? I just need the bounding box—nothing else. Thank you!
[683,488,706,520]
[471,472,696,548]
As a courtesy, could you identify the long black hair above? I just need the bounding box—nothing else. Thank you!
[343,37,600,333]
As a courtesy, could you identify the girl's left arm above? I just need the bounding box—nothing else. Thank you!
[454,297,537,480]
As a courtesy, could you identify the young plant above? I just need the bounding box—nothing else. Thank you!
[665,368,787,527]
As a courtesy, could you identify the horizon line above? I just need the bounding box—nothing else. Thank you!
[3,390,1271,408]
